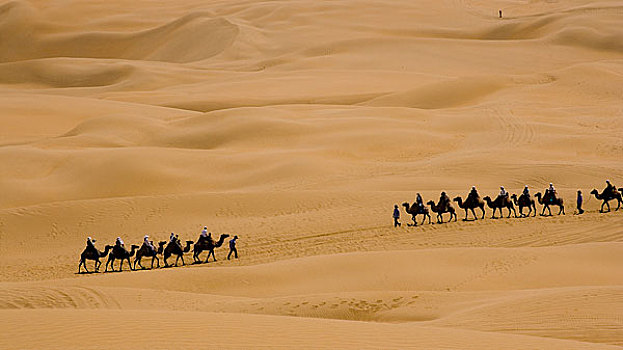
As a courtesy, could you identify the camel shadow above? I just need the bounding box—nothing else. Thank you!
[75,271,100,275]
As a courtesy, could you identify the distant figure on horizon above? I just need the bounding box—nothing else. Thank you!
[393,205,401,227]
[499,9,503,18]
[227,235,239,260]
[576,190,584,215]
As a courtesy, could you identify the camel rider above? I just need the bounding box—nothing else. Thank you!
[468,186,479,200]
[115,237,124,247]
[605,180,616,195]
[548,183,556,195]
[169,232,176,243]
[499,186,508,199]
[416,193,424,209]
[522,185,530,197]
[547,183,557,204]
[198,227,209,244]
[438,191,450,208]
[143,235,155,253]
[86,237,97,253]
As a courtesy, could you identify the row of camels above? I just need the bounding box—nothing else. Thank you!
[402,187,622,226]
[79,234,230,274]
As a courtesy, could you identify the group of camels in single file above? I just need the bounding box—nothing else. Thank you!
[401,184,622,226]
[78,233,230,274]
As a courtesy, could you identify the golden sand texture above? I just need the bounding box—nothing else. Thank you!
[1,0,622,348]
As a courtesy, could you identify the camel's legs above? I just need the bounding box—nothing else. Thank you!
[480,206,485,219]
[78,260,86,274]
[118,259,123,272]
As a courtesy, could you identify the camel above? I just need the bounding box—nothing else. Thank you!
[452,196,485,221]
[192,234,230,263]
[401,202,431,226]
[483,195,517,219]
[105,244,139,272]
[590,189,622,212]
[534,192,565,216]
[510,194,536,217]
[134,241,167,270]
[164,239,193,267]
[426,200,457,223]
[78,245,113,273]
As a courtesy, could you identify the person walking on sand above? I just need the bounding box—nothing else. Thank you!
[227,235,239,260]
[393,204,401,227]
[576,190,584,215]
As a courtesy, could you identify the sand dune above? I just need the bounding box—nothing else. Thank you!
[1,0,622,348]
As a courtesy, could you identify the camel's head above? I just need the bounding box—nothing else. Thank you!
[104,245,113,250]
[185,240,194,246]
[402,202,409,207]
[158,241,167,247]
[535,192,542,197]
[483,196,491,201]
[426,200,435,205]
[131,244,140,249]
[619,188,623,193]
[590,189,598,195]
[511,194,517,199]
[452,196,461,202]
[220,234,230,239]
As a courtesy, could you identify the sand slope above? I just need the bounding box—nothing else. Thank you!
[1,0,622,348]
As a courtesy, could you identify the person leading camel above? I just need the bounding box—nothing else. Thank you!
[576,190,584,215]
[228,236,239,260]
[393,205,401,227]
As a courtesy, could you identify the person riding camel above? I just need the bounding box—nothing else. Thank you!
[547,183,557,204]
[438,191,450,209]
[604,180,617,196]
[415,193,424,209]
[115,237,124,247]
[468,186,480,200]
[522,185,530,198]
[499,186,508,199]
[169,232,176,243]
[143,235,155,253]
[86,237,98,253]
[198,226,209,244]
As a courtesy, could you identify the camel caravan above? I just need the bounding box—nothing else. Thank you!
[78,227,239,274]
[397,181,622,227]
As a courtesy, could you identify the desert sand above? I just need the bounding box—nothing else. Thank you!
[1,0,622,348]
